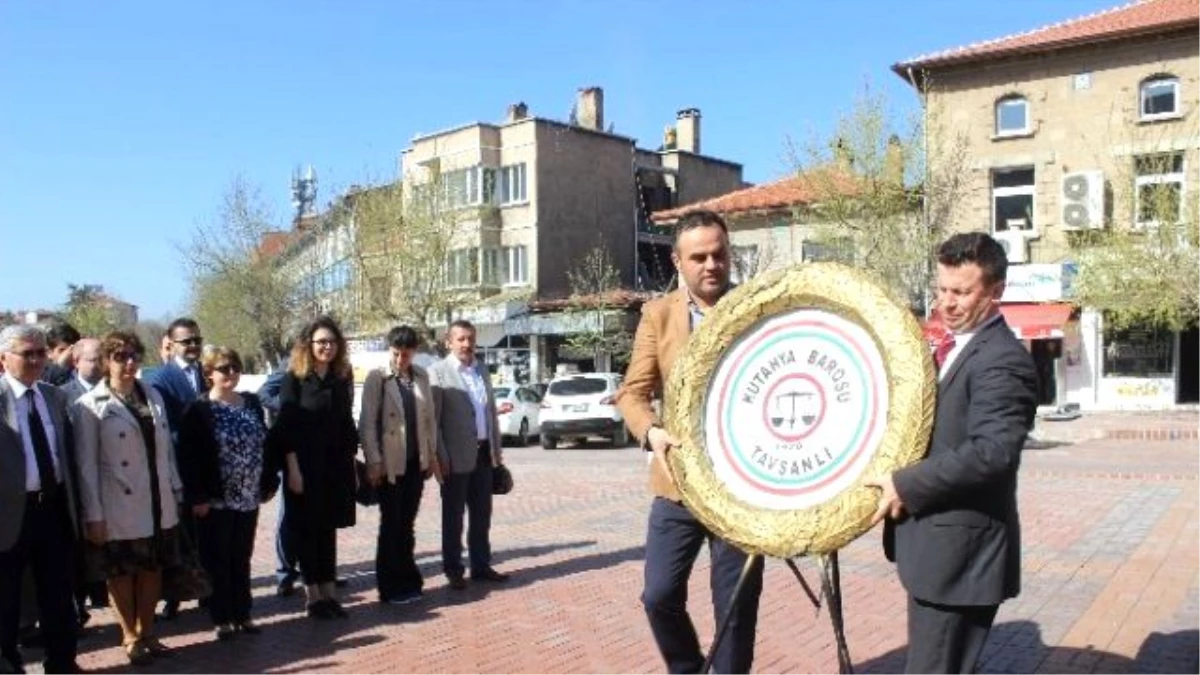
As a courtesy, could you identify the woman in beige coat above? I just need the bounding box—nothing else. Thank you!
[358,325,440,605]
[74,331,182,665]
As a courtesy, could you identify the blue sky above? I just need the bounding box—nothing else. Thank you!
[0,0,1118,320]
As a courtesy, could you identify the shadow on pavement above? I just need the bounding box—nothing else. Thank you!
[856,619,1200,674]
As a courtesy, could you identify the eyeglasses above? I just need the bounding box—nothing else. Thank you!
[213,364,241,375]
[311,339,337,348]
[172,337,203,347]
[110,351,143,364]
[12,348,47,360]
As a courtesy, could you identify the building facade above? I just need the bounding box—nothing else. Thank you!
[894,0,1199,409]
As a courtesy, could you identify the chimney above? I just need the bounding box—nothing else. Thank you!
[676,108,700,153]
[576,87,604,131]
[884,134,904,186]
[506,102,529,123]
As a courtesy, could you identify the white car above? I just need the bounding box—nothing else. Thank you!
[538,373,629,449]
[494,385,543,446]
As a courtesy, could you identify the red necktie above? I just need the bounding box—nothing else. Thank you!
[934,334,957,370]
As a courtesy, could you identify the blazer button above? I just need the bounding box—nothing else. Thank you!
[119,432,126,439]
[121,460,129,467]
[124,488,132,495]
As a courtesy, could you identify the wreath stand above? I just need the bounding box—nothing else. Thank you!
[701,551,852,674]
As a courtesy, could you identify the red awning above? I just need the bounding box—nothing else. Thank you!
[922,303,1074,341]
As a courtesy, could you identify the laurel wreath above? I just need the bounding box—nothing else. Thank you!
[664,262,936,558]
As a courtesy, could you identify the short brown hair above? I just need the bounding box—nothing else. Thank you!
[100,331,145,362]
[200,346,243,377]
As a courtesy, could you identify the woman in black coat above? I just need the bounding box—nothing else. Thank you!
[268,316,358,619]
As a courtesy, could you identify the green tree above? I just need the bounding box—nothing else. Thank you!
[563,241,634,369]
[179,177,297,368]
[787,84,970,313]
[62,283,122,336]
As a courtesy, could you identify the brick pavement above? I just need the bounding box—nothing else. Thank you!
[26,433,1199,674]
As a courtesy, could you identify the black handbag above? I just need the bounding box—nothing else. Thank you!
[492,463,514,495]
[354,459,379,506]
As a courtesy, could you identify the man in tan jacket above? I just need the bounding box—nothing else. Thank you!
[617,210,763,674]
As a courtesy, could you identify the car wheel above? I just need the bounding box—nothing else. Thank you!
[613,425,629,447]
[518,419,530,446]
[541,434,558,450]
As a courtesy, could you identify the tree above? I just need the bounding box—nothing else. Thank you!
[563,241,634,370]
[1069,151,1200,331]
[133,319,169,366]
[62,283,122,336]
[342,173,471,340]
[178,177,298,369]
[786,84,971,313]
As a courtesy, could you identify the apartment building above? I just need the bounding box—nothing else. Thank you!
[398,86,746,380]
[894,0,1199,409]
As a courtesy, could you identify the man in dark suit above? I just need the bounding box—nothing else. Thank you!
[868,232,1038,673]
[145,317,206,620]
[0,325,81,674]
[38,323,80,388]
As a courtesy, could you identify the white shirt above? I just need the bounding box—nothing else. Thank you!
[456,358,490,441]
[175,355,201,393]
[939,312,1004,380]
[5,373,61,491]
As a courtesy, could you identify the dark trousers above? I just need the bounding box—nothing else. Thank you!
[905,595,999,673]
[285,492,337,586]
[198,508,258,625]
[0,491,78,673]
[642,497,763,675]
[377,460,426,599]
[274,472,298,583]
[440,443,493,577]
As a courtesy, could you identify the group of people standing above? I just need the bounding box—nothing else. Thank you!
[1,313,510,673]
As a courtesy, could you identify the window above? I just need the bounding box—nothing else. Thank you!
[802,238,853,264]
[730,245,759,284]
[498,163,527,204]
[992,167,1036,232]
[440,167,489,208]
[995,96,1029,136]
[482,245,529,286]
[1134,152,1184,227]
[1104,327,1173,376]
[446,247,479,287]
[1140,76,1179,120]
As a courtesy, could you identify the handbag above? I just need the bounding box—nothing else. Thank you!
[355,459,379,506]
[492,463,514,495]
[162,522,212,602]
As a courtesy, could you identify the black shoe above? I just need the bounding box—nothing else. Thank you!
[446,575,468,591]
[306,600,333,620]
[326,599,349,618]
[471,567,509,583]
[235,619,262,635]
[215,624,235,641]
[17,626,41,650]
[159,599,180,621]
[276,577,296,598]
[334,577,348,588]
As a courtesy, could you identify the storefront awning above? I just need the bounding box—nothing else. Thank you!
[923,303,1074,341]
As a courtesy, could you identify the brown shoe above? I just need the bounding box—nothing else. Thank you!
[446,575,468,590]
[471,567,509,582]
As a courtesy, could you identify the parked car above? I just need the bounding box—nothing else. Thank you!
[539,373,629,449]
[494,385,543,446]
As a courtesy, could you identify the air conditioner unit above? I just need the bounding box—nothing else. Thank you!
[996,231,1029,264]
[1061,170,1105,230]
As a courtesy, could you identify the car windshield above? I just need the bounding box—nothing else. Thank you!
[494,387,511,398]
[548,377,609,396]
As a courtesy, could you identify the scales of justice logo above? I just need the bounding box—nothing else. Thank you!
[703,309,890,512]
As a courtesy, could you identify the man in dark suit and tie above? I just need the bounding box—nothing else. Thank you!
[145,317,206,620]
[868,232,1038,673]
[0,325,82,674]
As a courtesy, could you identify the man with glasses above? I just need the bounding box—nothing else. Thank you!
[0,325,82,674]
[146,317,206,621]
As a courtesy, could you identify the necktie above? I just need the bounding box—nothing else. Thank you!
[25,390,58,495]
[188,364,203,394]
[934,334,957,370]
